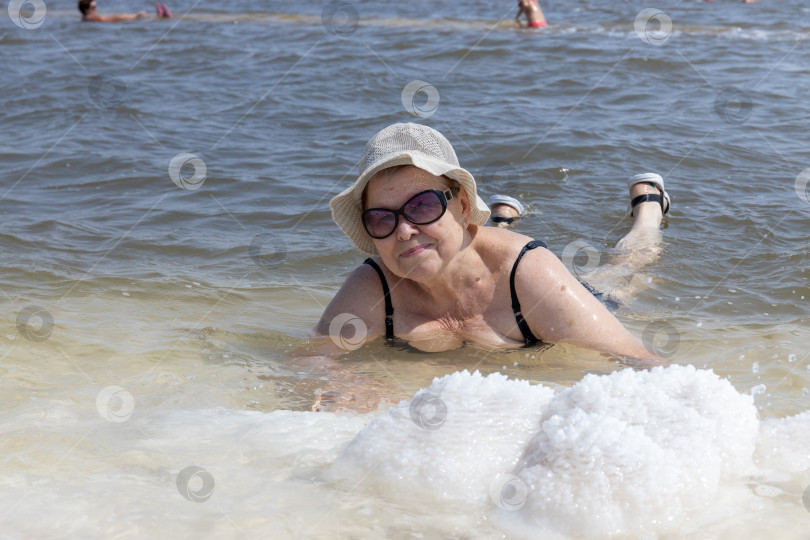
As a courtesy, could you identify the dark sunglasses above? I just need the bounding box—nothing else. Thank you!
[490,216,517,225]
[362,187,459,239]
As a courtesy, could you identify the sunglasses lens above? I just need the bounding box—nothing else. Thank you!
[490,216,515,224]
[403,191,444,224]
[363,190,448,239]
[363,210,397,238]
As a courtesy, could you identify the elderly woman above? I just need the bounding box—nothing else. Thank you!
[317,122,670,355]
[311,123,670,409]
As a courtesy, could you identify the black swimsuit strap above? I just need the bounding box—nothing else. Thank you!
[509,240,547,346]
[363,241,546,347]
[363,258,395,342]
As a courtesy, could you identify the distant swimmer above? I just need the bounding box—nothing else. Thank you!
[515,0,547,28]
[489,195,524,227]
[78,0,172,22]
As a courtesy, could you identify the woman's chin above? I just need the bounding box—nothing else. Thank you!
[398,256,441,282]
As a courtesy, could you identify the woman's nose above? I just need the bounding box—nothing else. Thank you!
[395,215,420,240]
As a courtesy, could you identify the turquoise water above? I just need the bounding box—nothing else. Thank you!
[2,0,810,537]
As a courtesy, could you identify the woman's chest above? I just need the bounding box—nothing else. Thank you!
[393,303,525,352]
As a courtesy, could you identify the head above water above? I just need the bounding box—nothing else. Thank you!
[329,123,491,254]
[78,0,96,15]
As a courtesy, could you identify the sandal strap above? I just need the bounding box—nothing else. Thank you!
[630,193,665,216]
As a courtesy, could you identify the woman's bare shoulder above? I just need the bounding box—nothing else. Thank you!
[314,261,386,338]
[474,226,537,262]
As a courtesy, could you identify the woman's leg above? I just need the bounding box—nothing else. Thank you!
[612,180,665,261]
[582,175,668,298]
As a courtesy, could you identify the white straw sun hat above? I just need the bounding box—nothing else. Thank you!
[330,123,491,254]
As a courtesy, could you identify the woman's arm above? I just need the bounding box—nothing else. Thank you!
[515,6,526,26]
[289,335,397,412]
[293,263,395,411]
[515,247,665,365]
[314,262,386,343]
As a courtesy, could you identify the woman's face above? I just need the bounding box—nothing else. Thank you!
[364,166,470,282]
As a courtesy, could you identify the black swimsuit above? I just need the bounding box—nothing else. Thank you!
[363,240,547,347]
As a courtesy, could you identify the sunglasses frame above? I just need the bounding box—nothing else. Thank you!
[362,187,459,239]
[490,216,517,224]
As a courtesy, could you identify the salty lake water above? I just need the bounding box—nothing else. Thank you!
[1,0,809,537]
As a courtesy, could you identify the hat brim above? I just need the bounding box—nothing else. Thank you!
[330,151,491,255]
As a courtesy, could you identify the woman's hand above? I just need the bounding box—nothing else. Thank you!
[290,338,402,413]
[311,373,395,413]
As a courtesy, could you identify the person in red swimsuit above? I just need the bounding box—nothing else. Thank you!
[516,0,547,28]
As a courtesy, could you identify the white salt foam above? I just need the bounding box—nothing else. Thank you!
[333,370,555,505]
[511,364,759,537]
[334,365,785,538]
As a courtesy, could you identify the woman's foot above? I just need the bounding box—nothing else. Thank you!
[628,172,670,229]
[155,3,172,18]
[613,172,670,254]
[570,173,671,298]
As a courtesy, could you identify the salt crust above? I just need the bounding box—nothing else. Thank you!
[334,370,555,504]
[335,365,768,537]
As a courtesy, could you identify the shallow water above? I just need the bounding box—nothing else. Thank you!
[2,0,810,537]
